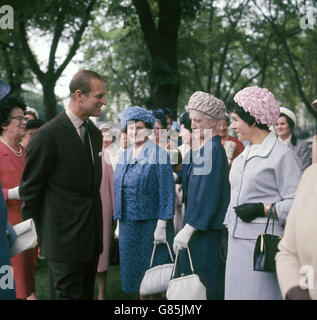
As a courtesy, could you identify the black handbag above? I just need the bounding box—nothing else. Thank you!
[253,204,282,273]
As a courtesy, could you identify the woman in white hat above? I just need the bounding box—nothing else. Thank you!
[274,106,311,171]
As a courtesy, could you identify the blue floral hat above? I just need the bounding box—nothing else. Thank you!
[120,106,155,129]
[0,79,10,102]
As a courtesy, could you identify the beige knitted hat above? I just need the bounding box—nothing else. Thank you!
[312,99,317,111]
[187,91,226,120]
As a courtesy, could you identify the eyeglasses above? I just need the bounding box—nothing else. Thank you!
[9,115,28,122]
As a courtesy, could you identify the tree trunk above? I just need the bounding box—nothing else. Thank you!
[42,80,57,121]
[132,0,181,116]
[148,51,179,114]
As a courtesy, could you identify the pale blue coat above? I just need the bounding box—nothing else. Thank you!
[224,132,302,300]
[286,138,311,172]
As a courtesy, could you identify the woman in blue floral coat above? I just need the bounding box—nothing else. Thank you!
[114,106,175,299]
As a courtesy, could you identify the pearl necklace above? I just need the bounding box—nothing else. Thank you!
[0,139,23,157]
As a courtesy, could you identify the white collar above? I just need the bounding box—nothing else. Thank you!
[278,134,292,145]
[242,131,277,160]
[65,107,84,129]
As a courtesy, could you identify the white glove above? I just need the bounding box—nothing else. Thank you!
[7,186,20,200]
[173,223,196,253]
[114,220,119,239]
[153,219,167,244]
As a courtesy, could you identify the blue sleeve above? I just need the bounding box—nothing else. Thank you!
[184,145,229,231]
[157,151,175,220]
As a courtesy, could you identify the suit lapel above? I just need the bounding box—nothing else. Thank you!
[59,111,92,170]
[88,120,102,189]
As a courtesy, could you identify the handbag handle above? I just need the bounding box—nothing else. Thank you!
[264,203,276,235]
[149,241,174,268]
[171,247,195,280]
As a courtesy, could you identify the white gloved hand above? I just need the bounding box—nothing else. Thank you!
[173,223,196,253]
[7,186,20,200]
[153,219,167,244]
[114,220,119,239]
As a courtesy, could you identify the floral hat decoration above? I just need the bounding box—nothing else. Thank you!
[233,86,280,126]
[120,106,155,130]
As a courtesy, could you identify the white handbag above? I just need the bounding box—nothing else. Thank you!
[166,247,207,300]
[10,218,38,257]
[139,241,174,296]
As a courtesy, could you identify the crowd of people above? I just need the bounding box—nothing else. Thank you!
[1,70,317,300]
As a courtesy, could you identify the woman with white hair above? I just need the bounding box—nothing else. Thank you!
[173,91,230,300]
[274,106,311,171]
[224,86,302,300]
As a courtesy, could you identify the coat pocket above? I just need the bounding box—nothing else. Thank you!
[233,218,284,240]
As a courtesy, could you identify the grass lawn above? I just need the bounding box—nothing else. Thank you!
[34,258,139,300]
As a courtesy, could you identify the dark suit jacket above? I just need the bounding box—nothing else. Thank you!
[19,111,103,262]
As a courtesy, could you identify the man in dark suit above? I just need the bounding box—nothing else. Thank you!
[19,70,106,299]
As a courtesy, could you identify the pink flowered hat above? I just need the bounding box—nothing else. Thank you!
[233,86,280,126]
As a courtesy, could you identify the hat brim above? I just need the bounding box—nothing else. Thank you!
[0,79,10,101]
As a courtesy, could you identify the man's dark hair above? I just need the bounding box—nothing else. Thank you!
[69,70,105,96]
[180,112,192,132]
[163,107,176,121]
[152,109,167,129]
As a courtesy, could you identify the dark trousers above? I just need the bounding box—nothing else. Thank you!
[47,247,100,300]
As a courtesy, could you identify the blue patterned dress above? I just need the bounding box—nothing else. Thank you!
[114,140,175,293]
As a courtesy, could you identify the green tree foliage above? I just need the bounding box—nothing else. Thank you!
[83,0,202,118]
[1,0,316,126]
[0,0,98,121]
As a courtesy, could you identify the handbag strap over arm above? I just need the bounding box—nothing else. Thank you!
[264,203,276,234]
[149,241,174,268]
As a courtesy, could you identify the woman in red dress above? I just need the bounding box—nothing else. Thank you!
[0,96,37,300]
